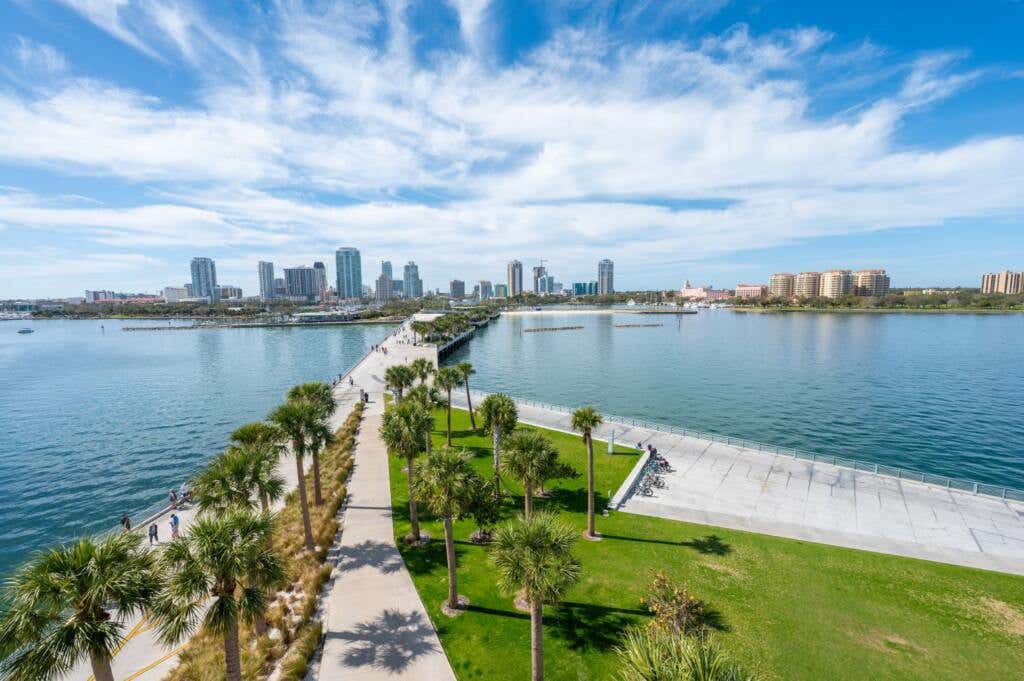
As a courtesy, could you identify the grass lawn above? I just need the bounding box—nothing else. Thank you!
[388,407,1024,680]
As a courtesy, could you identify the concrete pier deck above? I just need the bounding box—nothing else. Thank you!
[452,391,1024,576]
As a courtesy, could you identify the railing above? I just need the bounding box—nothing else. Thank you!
[464,390,1024,503]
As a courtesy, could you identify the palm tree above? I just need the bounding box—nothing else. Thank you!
[410,357,435,385]
[456,361,477,429]
[379,401,434,543]
[413,448,479,612]
[194,445,285,514]
[287,382,337,506]
[478,393,518,485]
[384,364,416,401]
[572,406,604,539]
[501,429,558,518]
[230,421,284,450]
[0,533,160,681]
[490,512,581,681]
[268,400,317,551]
[153,510,283,681]
[433,366,463,447]
[407,383,443,454]
[410,320,432,344]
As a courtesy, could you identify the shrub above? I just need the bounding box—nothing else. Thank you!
[641,570,706,636]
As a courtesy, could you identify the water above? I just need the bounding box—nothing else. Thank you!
[0,319,395,578]
[447,311,1024,491]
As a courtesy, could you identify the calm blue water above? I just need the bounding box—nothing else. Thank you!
[447,311,1024,491]
[0,319,395,578]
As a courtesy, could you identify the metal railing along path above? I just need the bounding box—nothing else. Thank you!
[463,389,1024,503]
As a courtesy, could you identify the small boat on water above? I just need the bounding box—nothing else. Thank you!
[17,328,34,334]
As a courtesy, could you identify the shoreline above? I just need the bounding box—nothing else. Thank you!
[732,307,1024,314]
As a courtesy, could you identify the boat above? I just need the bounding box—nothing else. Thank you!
[17,328,34,334]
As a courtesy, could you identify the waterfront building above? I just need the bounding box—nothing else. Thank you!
[532,265,547,294]
[313,262,328,299]
[853,269,891,297]
[84,290,116,303]
[598,259,614,294]
[273,278,287,297]
[494,283,509,298]
[538,274,555,295]
[450,279,465,299]
[403,262,423,298]
[981,270,1023,294]
[376,272,393,302]
[735,284,768,299]
[381,261,393,280]
[507,260,523,296]
[768,273,795,299]
[335,247,362,300]
[391,279,404,297]
[258,261,275,300]
[794,272,821,298]
[706,289,732,301]
[162,286,188,303]
[572,282,587,296]
[284,266,319,301]
[819,270,853,298]
[478,280,493,300]
[190,257,218,302]
[217,285,242,299]
[679,280,717,300]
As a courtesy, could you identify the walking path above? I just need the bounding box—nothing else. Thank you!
[451,391,1024,576]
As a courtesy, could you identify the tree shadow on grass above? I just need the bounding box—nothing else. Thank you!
[399,538,448,575]
[549,601,646,651]
[600,534,685,547]
[464,603,530,620]
[682,534,731,556]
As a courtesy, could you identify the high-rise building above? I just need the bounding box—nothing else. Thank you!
[163,286,188,303]
[598,259,614,295]
[538,274,555,294]
[258,261,275,300]
[190,257,218,302]
[494,283,509,298]
[284,266,319,301]
[981,270,1023,294]
[403,262,423,298]
[507,260,523,296]
[382,261,393,280]
[794,272,821,298]
[217,285,242,299]
[853,269,891,297]
[532,265,547,294]
[273,278,287,297]
[376,272,393,303]
[450,279,465,299]
[313,262,328,299]
[335,248,362,300]
[735,284,767,299]
[479,280,492,300]
[819,270,853,298]
[768,273,795,299]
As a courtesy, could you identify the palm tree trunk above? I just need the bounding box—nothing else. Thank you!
[406,454,421,541]
[89,652,115,681]
[530,599,544,681]
[294,452,315,551]
[586,434,596,537]
[311,448,323,506]
[492,426,501,485]
[260,491,269,513]
[424,430,432,454]
[444,515,458,610]
[446,389,453,447]
[524,481,533,518]
[224,617,242,681]
[465,382,476,429]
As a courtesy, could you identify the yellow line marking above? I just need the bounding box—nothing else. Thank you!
[123,644,187,681]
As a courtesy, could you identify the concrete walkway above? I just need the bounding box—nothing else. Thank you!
[451,391,1024,576]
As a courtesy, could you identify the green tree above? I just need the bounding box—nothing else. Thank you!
[501,429,558,518]
[478,393,518,485]
[468,477,504,543]
[572,406,604,539]
[194,444,285,514]
[380,401,434,543]
[268,400,318,551]
[0,533,160,681]
[413,448,479,611]
[490,513,581,681]
[384,364,416,401]
[433,366,463,447]
[230,421,284,451]
[153,510,283,681]
[407,383,443,454]
[456,361,477,429]
[410,357,435,384]
[287,382,337,506]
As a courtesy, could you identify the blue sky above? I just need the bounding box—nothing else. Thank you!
[0,0,1022,297]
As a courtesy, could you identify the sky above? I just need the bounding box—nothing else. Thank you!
[0,0,1022,298]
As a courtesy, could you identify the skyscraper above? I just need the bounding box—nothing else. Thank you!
[981,270,1023,294]
[284,266,319,301]
[258,261,275,300]
[450,279,465,299]
[794,272,821,298]
[313,261,328,299]
[376,272,393,302]
[507,260,523,297]
[403,262,423,298]
[479,280,493,300]
[853,269,891,297]
[381,261,393,280]
[819,270,853,298]
[190,257,218,302]
[335,248,362,300]
[532,265,547,294]
[494,283,509,298]
[768,273,795,299]
[598,259,614,295]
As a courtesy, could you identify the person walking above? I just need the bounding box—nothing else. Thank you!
[169,513,180,540]
[169,489,178,509]
[148,522,159,545]
[120,513,131,532]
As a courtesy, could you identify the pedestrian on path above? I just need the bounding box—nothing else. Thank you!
[169,489,178,509]
[169,513,180,540]
[120,513,131,532]
[148,522,159,544]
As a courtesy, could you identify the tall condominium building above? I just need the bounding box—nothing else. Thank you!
[494,283,509,298]
[381,261,393,280]
[375,272,393,302]
[190,257,218,302]
[450,279,465,299]
[258,261,275,300]
[794,272,821,298]
[478,280,493,300]
[981,270,1024,294]
[819,270,853,298]
[532,265,547,294]
[853,269,891,297]
[284,266,319,301]
[313,262,328,299]
[217,285,242,299]
[768,273,795,299]
[335,247,362,300]
[403,261,423,298]
[273,278,287,297]
[507,260,523,296]
[598,259,614,295]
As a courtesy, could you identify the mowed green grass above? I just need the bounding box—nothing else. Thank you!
[388,407,1024,681]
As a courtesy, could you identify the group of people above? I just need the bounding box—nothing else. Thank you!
[119,509,181,546]
[168,483,192,509]
[372,344,389,355]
